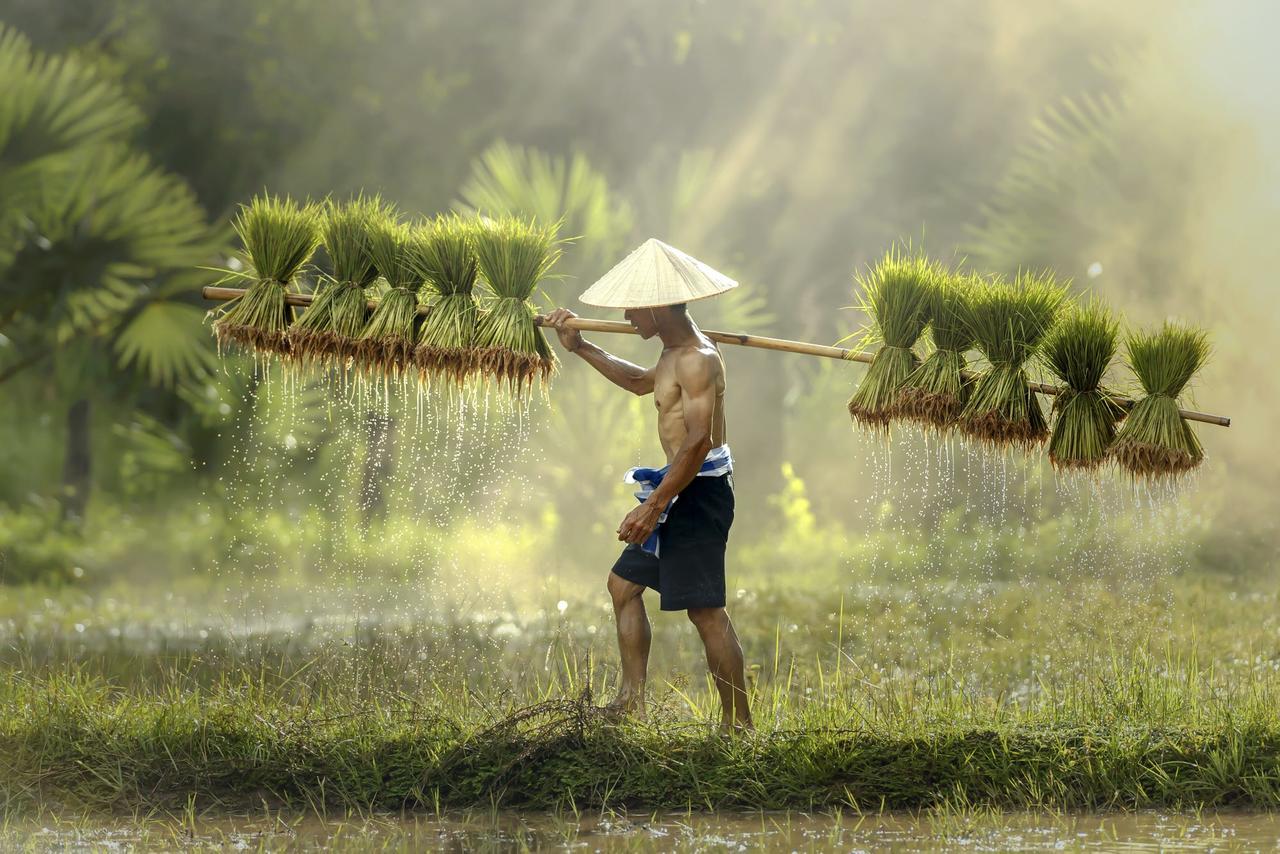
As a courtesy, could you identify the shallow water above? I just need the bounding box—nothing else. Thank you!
[8,808,1279,852]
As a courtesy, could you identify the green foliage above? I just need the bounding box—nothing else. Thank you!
[1111,322,1210,479]
[0,23,142,244]
[5,145,218,340]
[455,140,633,276]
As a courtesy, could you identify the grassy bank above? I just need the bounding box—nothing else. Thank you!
[3,567,1278,815]
[3,653,1280,814]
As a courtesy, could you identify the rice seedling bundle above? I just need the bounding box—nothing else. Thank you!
[211,194,320,357]
[354,218,423,375]
[957,270,1067,449]
[1041,299,1125,471]
[845,247,937,430]
[470,215,562,395]
[892,271,978,430]
[285,195,391,367]
[1110,322,1210,479]
[411,213,481,385]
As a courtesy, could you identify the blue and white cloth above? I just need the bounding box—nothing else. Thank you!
[623,444,733,557]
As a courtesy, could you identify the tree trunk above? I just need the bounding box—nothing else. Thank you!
[61,397,91,524]
[359,411,393,533]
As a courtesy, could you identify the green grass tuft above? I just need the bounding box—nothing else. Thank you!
[471,215,562,395]
[286,195,394,368]
[893,271,978,429]
[355,218,423,374]
[1110,322,1210,479]
[957,270,1068,449]
[211,193,321,357]
[411,213,483,384]
[1042,298,1124,471]
[845,246,938,430]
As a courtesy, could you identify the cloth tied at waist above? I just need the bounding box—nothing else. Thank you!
[623,444,733,557]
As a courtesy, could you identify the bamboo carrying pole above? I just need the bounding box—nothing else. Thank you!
[201,286,1231,427]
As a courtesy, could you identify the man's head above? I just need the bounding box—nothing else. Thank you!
[623,303,687,339]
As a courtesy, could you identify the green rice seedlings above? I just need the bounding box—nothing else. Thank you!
[211,193,320,357]
[957,269,1068,449]
[892,271,978,430]
[411,213,481,386]
[286,195,391,368]
[1041,298,1125,471]
[354,218,424,376]
[470,215,562,395]
[1110,321,1210,480]
[845,246,937,430]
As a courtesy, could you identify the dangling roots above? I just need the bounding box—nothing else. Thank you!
[846,398,893,432]
[891,388,965,431]
[213,323,291,358]
[958,401,1049,450]
[354,337,417,377]
[472,347,556,397]
[285,329,357,371]
[1110,442,1202,480]
[415,345,478,387]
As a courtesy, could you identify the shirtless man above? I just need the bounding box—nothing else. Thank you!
[544,303,753,734]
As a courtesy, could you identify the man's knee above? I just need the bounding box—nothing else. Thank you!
[608,571,645,607]
[687,606,726,630]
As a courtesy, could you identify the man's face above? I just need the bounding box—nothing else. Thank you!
[624,307,660,339]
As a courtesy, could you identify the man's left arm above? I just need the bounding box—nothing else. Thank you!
[617,349,718,544]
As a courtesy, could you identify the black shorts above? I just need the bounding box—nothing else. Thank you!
[610,474,735,611]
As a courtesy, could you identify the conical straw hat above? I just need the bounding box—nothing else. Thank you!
[578,238,738,308]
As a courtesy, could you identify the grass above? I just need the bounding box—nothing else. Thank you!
[1111,322,1211,480]
[1041,298,1125,471]
[285,195,392,369]
[845,246,938,430]
[957,270,1068,449]
[3,567,1279,815]
[354,218,423,375]
[411,213,481,386]
[893,271,978,430]
[470,214,562,395]
[210,194,321,357]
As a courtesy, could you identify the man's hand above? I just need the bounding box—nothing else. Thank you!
[617,501,664,545]
[544,307,583,353]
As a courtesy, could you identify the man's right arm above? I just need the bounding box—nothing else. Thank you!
[544,308,654,396]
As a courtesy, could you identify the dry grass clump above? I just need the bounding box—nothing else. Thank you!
[285,195,392,369]
[1110,321,1210,480]
[893,271,979,431]
[411,213,482,386]
[470,215,562,396]
[211,193,320,357]
[845,246,938,431]
[956,270,1067,449]
[1041,298,1125,471]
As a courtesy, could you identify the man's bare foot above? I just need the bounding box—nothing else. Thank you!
[599,695,646,722]
[718,718,754,737]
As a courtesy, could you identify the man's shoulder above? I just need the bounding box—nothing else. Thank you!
[671,341,723,381]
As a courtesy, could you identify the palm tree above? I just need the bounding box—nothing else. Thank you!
[0,25,224,523]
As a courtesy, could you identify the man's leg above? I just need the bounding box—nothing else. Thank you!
[605,570,651,717]
[687,606,753,731]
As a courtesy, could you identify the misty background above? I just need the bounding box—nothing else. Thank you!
[0,0,1274,608]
